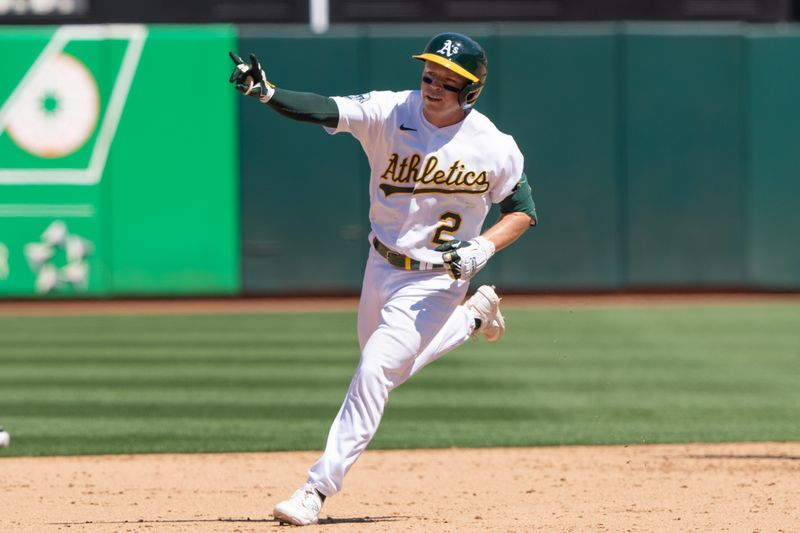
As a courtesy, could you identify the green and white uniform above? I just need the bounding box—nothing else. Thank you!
[232,33,537,505]
[307,89,533,496]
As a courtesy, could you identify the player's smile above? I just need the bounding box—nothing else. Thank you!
[421,81,446,104]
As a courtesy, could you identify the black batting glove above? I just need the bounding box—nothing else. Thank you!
[229,51,275,102]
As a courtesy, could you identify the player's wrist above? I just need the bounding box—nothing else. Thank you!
[471,236,496,259]
[257,81,276,103]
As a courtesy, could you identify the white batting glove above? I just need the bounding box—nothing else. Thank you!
[435,236,496,281]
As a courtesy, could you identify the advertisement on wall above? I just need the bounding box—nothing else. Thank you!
[0,25,146,296]
[0,24,240,298]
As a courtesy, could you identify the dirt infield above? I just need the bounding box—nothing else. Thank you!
[2,442,799,532]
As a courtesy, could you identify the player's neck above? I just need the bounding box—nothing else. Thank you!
[422,107,466,128]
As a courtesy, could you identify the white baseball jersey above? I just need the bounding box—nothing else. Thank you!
[327,90,524,264]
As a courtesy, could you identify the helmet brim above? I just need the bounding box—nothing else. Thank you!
[412,53,480,83]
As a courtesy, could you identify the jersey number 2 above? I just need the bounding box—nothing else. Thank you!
[432,211,462,245]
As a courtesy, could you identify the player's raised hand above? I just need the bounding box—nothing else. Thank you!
[228,51,275,103]
[435,237,496,281]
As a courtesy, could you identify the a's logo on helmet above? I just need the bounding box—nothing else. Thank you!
[436,39,460,58]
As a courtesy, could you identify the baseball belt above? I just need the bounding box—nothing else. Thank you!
[372,238,444,271]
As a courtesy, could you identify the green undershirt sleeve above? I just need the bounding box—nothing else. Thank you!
[499,172,538,226]
[266,88,339,129]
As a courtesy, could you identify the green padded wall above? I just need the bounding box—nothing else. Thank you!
[623,25,748,287]
[238,27,366,293]
[236,24,800,295]
[746,28,800,288]
[494,25,622,290]
[237,25,626,293]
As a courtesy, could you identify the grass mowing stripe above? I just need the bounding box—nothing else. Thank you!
[0,303,798,456]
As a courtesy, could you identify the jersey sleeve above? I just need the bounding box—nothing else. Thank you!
[324,91,398,142]
[489,137,525,204]
[499,172,537,225]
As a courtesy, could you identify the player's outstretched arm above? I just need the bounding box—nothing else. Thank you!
[229,51,339,128]
[267,90,339,128]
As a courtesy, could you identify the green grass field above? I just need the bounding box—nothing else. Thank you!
[1,302,798,456]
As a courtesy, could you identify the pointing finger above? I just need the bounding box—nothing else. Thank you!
[229,51,244,65]
[249,53,261,72]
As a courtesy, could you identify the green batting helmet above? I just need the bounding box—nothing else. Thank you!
[413,32,488,109]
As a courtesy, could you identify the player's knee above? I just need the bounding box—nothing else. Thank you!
[356,360,391,384]
[358,356,413,390]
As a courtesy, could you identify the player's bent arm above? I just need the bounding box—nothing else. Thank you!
[266,88,339,128]
[436,173,535,280]
[483,172,538,251]
[482,212,533,252]
[437,213,530,281]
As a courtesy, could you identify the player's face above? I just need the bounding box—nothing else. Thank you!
[420,61,468,118]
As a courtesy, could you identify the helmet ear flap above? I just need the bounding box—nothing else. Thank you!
[459,81,484,109]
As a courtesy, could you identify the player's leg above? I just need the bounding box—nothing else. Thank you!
[273,252,386,525]
[403,298,474,379]
[356,249,386,350]
[404,284,505,379]
[305,267,466,497]
[274,252,386,525]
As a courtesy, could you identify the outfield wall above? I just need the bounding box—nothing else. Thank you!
[0,23,799,297]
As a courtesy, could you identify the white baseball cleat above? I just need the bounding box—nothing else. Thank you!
[273,483,324,526]
[465,285,505,342]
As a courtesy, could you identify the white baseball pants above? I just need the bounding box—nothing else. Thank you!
[306,246,475,496]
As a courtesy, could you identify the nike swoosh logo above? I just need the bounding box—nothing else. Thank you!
[399,123,417,131]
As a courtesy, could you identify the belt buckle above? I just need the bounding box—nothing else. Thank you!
[386,251,402,267]
[386,251,412,270]
[376,238,414,270]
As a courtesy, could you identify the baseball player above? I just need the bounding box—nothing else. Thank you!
[230,32,537,526]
